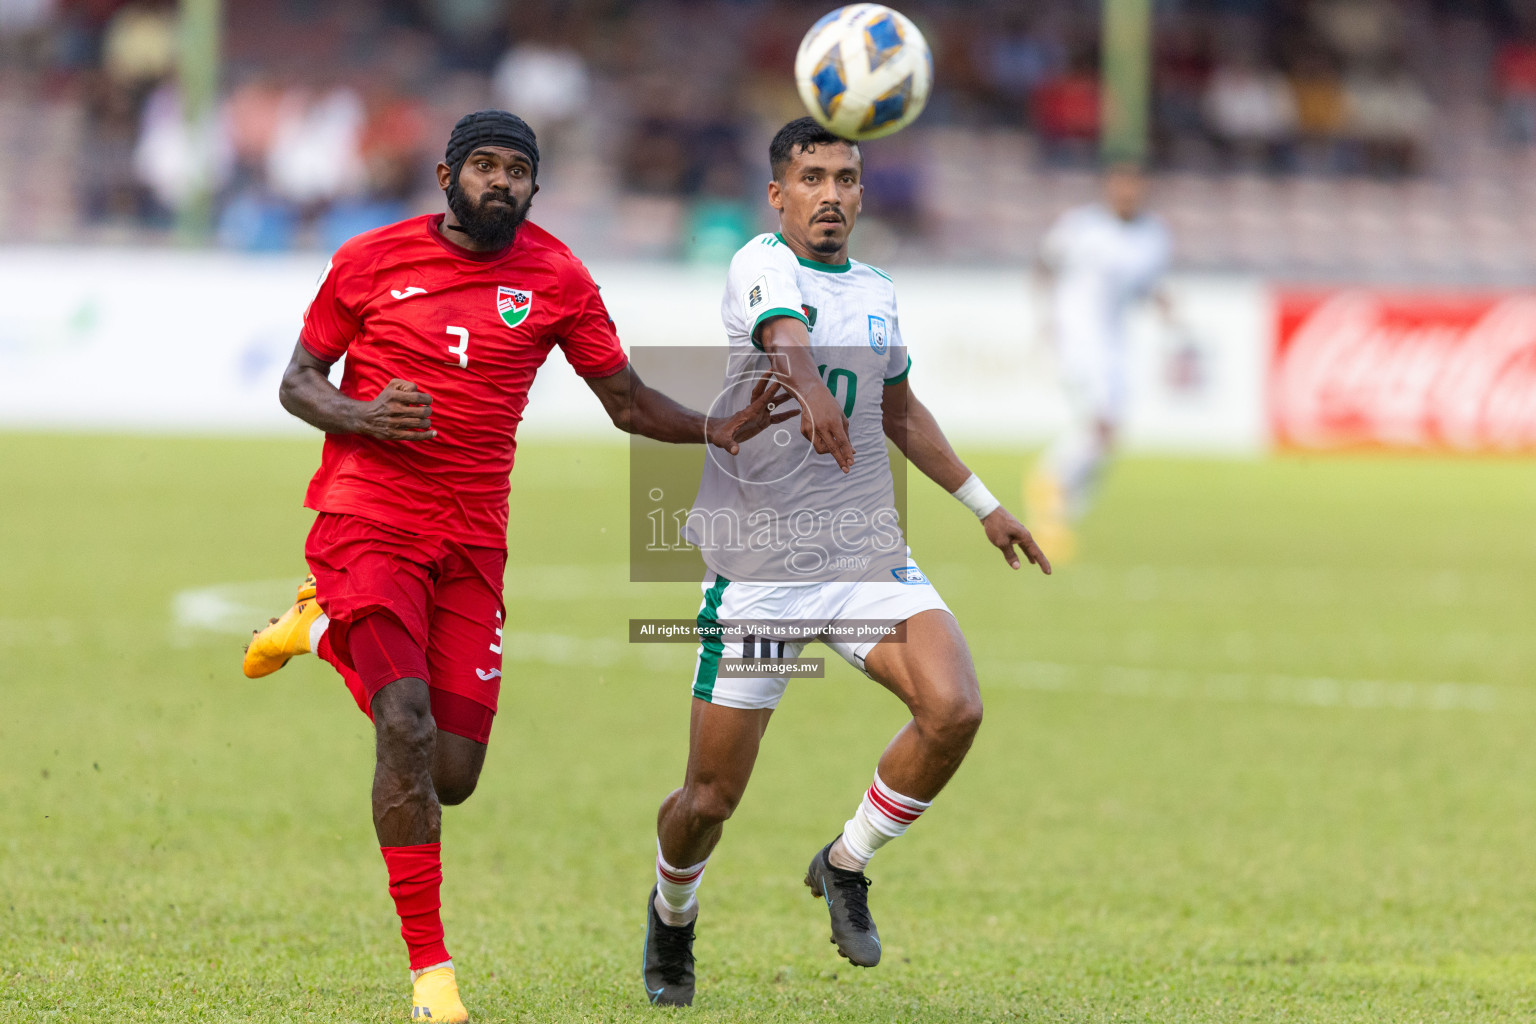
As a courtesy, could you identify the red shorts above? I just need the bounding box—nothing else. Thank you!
[304,511,506,743]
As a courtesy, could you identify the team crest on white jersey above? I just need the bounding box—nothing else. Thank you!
[868,315,888,354]
[497,286,533,328]
[892,565,927,584]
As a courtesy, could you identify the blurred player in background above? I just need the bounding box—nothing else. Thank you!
[238,110,789,1023]
[639,118,1050,1007]
[1027,163,1172,561]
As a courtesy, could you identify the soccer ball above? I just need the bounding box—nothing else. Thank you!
[794,5,932,141]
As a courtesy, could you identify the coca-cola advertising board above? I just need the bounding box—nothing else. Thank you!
[1272,291,1536,451]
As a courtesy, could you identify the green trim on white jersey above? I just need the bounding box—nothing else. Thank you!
[883,354,912,385]
[749,305,811,351]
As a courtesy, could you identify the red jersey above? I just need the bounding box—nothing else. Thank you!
[299,214,628,546]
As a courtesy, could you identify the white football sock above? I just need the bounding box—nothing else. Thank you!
[308,612,329,654]
[410,958,452,982]
[836,772,932,870]
[655,841,707,923]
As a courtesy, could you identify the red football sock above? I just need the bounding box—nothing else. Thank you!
[381,843,451,970]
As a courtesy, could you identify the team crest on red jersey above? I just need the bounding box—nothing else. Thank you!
[496,286,534,328]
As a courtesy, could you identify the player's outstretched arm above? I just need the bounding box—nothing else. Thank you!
[278,340,436,440]
[758,316,856,473]
[584,364,797,453]
[881,379,1050,575]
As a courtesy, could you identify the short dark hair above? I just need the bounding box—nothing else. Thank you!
[769,117,861,182]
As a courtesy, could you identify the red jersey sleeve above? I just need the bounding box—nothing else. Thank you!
[299,240,375,362]
[551,255,628,378]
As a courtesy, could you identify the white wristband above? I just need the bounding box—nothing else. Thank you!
[952,473,1000,519]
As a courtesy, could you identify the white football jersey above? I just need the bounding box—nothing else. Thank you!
[1041,202,1171,350]
[688,233,912,585]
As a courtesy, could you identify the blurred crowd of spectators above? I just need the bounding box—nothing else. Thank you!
[1,0,1535,257]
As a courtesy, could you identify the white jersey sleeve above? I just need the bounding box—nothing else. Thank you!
[722,234,808,349]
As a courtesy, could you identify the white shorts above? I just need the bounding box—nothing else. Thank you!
[689,555,953,710]
[1057,327,1128,427]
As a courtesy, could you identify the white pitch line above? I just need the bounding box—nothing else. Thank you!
[170,580,1506,714]
[166,578,691,670]
[984,660,1499,713]
[169,579,307,647]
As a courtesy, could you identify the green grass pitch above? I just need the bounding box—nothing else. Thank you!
[6,433,1536,1022]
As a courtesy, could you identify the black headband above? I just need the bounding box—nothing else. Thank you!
[445,110,540,182]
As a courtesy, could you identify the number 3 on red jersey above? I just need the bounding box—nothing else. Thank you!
[446,326,470,368]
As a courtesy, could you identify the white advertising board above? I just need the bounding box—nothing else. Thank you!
[0,248,1269,453]
[0,248,321,433]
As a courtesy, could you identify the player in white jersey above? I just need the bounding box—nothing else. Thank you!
[1028,164,1172,559]
[640,118,1051,1007]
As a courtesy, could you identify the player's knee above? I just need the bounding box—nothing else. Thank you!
[373,682,435,754]
[919,691,984,749]
[954,693,984,740]
[683,782,740,830]
[377,714,435,760]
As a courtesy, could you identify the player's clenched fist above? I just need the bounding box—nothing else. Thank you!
[355,379,436,440]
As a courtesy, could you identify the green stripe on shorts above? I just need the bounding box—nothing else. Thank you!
[691,575,732,702]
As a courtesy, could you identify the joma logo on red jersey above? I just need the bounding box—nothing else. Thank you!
[496,286,534,328]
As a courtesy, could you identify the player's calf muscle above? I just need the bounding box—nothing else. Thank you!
[659,789,729,867]
[370,679,440,844]
[372,765,440,845]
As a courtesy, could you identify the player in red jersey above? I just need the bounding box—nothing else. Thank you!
[240,110,820,1023]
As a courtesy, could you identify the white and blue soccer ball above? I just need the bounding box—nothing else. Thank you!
[794,4,933,141]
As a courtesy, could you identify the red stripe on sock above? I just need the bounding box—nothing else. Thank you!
[657,858,705,885]
[381,843,451,971]
[866,784,923,824]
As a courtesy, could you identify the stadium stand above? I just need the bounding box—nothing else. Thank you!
[1,0,1534,281]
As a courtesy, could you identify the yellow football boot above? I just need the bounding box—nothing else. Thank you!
[411,964,468,1022]
[241,574,322,678]
[1024,467,1077,566]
